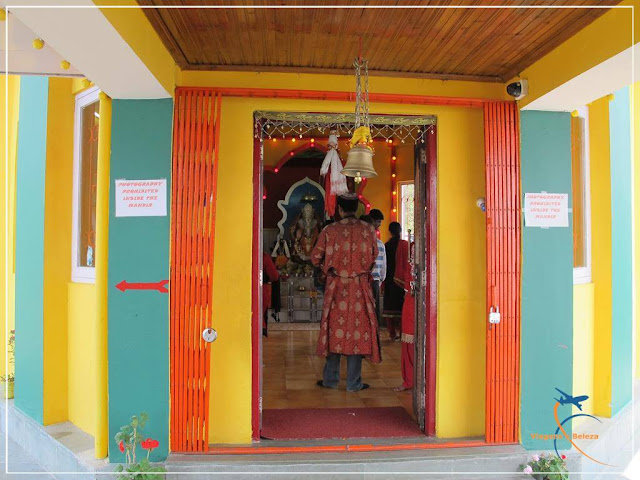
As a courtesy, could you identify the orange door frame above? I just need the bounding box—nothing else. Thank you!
[169,86,520,454]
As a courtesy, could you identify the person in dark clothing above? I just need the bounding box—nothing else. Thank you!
[263,253,280,337]
[382,222,405,340]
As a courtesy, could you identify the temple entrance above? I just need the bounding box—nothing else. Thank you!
[252,112,437,442]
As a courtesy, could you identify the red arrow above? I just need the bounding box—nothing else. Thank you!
[116,280,169,293]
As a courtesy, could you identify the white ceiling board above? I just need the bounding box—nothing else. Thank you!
[523,43,640,112]
[1,13,82,76]
[4,0,170,99]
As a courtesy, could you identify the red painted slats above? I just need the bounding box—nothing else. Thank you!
[484,101,521,445]
[192,90,206,451]
[170,90,220,453]
[203,92,222,451]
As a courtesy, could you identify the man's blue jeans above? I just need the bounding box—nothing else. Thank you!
[322,353,364,392]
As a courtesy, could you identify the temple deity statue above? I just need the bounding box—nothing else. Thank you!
[289,203,321,262]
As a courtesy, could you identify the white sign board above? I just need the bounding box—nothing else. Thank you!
[115,179,167,217]
[524,193,569,228]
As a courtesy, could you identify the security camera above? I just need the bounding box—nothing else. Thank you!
[506,79,528,100]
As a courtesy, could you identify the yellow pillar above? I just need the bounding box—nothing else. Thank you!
[95,92,112,458]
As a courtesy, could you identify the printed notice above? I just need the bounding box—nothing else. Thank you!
[524,192,569,228]
[115,179,167,217]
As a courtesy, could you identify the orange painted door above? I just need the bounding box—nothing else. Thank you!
[170,89,221,452]
[483,101,521,444]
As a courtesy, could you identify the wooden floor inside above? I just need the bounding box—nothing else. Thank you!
[263,328,414,418]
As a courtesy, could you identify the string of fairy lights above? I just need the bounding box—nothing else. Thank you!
[256,120,433,144]
[256,114,435,221]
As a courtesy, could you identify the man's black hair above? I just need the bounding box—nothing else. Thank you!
[369,209,384,221]
[389,221,402,237]
[360,215,373,225]
[337,195,359,214]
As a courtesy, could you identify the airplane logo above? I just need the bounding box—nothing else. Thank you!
[554,388,588,411]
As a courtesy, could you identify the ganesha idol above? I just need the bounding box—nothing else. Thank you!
[289,203,321,263]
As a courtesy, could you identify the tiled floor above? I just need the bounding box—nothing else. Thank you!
[263,329,414,417]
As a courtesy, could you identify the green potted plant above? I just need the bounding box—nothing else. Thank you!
[519,453,568,480]
[1,330,15,399]
[114,412,166,480]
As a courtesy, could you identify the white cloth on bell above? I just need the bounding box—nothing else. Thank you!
[320,134,348,196]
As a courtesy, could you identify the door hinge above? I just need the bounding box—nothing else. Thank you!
[259,396,263,413]
[259,270,263,286]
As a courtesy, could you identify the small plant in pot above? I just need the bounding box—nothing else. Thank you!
[1,330,15,399]
[114,412,166,480]
[519,453,568,480]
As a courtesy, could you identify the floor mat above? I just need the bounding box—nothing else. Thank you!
[261,407,423,440]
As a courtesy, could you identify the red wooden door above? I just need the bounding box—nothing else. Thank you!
[413,125,437,436]
[170,88,221,452]
[483,101,521,444]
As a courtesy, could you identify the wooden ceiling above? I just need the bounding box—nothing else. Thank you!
[138,0,616,82]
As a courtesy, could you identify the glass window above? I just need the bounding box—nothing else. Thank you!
[72,88,100,283]
[398,181,414,242]
[571,107,591,283]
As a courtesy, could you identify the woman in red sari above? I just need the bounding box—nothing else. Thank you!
[393,239,415,392]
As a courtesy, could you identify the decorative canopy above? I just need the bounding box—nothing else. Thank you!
[254,112,436,144]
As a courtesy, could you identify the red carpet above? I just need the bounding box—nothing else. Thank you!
[261,407,423,440]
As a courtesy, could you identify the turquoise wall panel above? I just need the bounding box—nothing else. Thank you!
[107,99,172,462]
[520,111,574,450]
[609,86,633,414]
[14,76,49,423]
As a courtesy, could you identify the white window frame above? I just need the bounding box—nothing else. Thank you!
[71,86,100,283]
[573,106,592,284]
[398,180,414,242]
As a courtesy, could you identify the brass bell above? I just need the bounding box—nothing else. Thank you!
[341,144,377,183]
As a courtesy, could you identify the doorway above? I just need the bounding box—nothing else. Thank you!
[251,112,437,442]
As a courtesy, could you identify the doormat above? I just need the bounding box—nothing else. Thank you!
[261,407,422,440]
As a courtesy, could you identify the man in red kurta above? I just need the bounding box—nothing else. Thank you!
[312,194,381,392]
[394,239,415,392]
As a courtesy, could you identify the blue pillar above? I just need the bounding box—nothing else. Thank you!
[14,77,49,423]
[107,99,172,462]
[520,111,574,449]
[609,87,633,415]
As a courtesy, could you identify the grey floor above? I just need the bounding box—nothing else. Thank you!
[0,436,54,479]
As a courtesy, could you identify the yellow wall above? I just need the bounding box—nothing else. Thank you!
[185,71,496,442]
[590,96,613,418]
[0,75,20,380]
[36,78,99,435]
[43,78,75,424]
[516,1,639,109]
[573,283,595,422]
[635,82,640,379]
[68,283,97,435]
[180,71,507,101]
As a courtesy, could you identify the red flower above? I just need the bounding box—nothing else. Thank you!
[141,438,159,451]
[561,455,566,460]
[118,441,125,453]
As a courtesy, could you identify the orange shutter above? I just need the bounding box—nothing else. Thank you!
[484,101,521,444]
[170,88,221,452]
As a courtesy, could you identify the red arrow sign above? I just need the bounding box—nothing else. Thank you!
[116,280,169,293]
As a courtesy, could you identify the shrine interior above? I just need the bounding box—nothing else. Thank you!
[259,119,425,440]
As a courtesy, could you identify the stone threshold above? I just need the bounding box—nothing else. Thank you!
[2,384,640,479]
